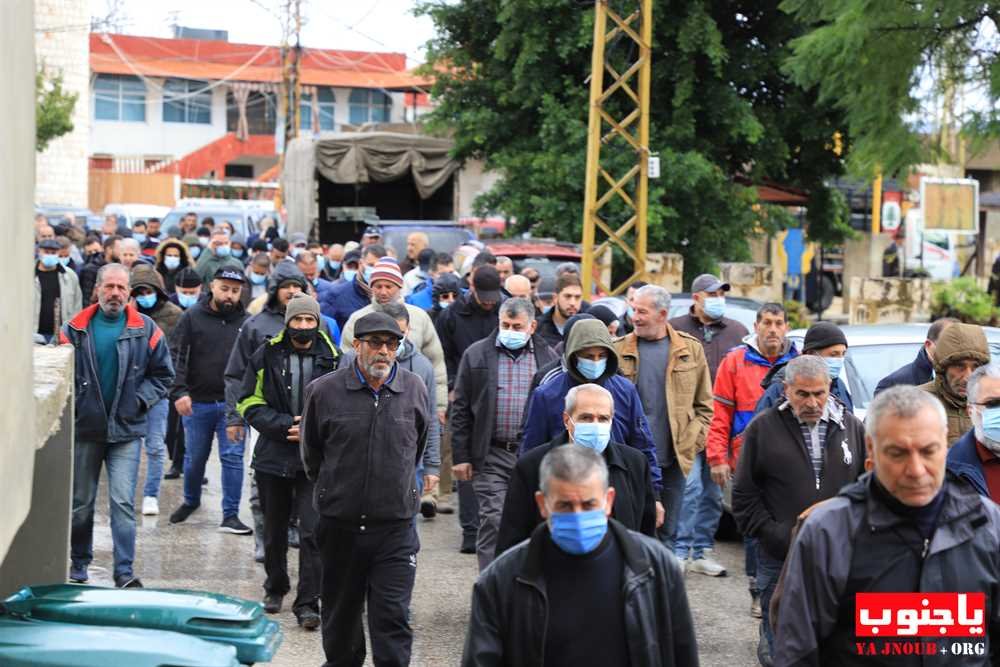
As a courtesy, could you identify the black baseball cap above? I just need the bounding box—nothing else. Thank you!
[213,267,246,283]
[690,273,731,293]
[472,265,502,302]
[355,312,404,340]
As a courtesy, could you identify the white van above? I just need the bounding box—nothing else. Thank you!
[103,204,171,230]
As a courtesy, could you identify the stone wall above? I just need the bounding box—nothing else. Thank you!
[720,262,782,302]
[645,253,684,293]
[34,0,90,207]
[848,277,932,325]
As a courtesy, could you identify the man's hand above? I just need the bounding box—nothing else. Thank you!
[226,425,245,443]
[710,463,731,488]
[287,415,301,443]
[174,395,193,417]
[423,474,440,495]
[452,463,473,481]
[438,409,447,426]
[655,501,665,528]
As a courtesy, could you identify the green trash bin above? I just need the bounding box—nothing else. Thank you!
[0,616,241,667]
[2,585,282,665]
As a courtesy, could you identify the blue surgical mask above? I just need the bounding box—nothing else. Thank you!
[571,420,611,453]
[825,356,845,380]
[198,237,209,247]
[40,254,60,269]
[249,272,267,285]
[704,296,726,320]
[981,407,1000,444]
[58,256,71,267]
[438,299,452,310]
[363,266,374,283]
[315,256,326,272]
[232,248,244,258]
[133,233,146,245]
[497,329,529,350]
[136,293,157,309]
[329,260,342,271]
[543,305,554,315]
[177,293,198,309]
[215,244,232,257]
[190,246,202,259]
[343,269,358,283]
[164,256,181,270]
[576,357,607,380]
[548,508,608,555]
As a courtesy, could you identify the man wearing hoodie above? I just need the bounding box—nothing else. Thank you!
[321,244,388,328]
[130,264,183,516]
[918,321,990,443]
[520,319,663,497]
[705,301,797,617]
[875,317,956,395]
[169,268,252,534]
[194,228,244,284]
[154,238,194,295]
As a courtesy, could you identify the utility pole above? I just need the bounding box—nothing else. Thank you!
[580,0,653,297]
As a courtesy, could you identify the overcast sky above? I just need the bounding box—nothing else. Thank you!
[89,0,439,68]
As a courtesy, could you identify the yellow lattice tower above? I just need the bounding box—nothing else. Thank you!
[580,0,653,297]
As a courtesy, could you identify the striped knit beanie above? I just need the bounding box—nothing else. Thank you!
[369,258,404,288]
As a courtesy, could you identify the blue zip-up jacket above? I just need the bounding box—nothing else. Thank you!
[320,274,370,329]
[60,303,175,443]
[946,429,990,497]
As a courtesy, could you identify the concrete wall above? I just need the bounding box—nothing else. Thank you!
[848,277,932,325]
[455,159,501,218]
[35,0,90,207]
[0,0,39,564]
[720,262,782,302]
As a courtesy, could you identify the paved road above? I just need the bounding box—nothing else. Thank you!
[83,453,758,666]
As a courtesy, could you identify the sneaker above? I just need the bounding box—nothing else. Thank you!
[69,564,88,584]
[459,534,476,554]
[115,576,143,589]
[142,496,159,516]
[263,593,283,614]
[420,497,437,519]
[436,504,455,515]
[219,516,253,535]
[751,594,763,619]
[169,503,199,524]
[255,538,265,564]
[163,465,181,480]
[296,608,320,631]
[688,557,727,577]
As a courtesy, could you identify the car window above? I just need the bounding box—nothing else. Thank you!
[381,228,473,261]
[845,343,924,409]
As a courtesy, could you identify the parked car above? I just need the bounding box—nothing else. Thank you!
[36,205,102,231]
[162,199,279,240]
[377,220,475,262]
[482,239,581,283]
[102,204,171,230]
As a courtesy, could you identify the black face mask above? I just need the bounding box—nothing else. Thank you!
[289,327,318,345]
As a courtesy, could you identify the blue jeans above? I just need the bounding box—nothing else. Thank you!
[656,463,686,551]
[71,439,141,579]
[674,450,723,560]
[183,400,245,518]
[756,549,784,661]
[142,398,169,498]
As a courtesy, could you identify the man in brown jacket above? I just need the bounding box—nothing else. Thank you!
[918,321,990,444]
[614,284,713,550]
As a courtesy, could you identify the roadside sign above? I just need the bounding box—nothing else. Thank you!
[920,178,979,232]
[881,201,901,231]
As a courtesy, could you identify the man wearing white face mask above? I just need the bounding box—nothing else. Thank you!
[495,383,657,556]
[948,363,1000,505]
[452,297,559,568]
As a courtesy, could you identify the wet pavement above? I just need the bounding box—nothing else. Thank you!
[82,447,758,666]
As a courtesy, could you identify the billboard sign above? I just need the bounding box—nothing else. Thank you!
[920,178,979,233]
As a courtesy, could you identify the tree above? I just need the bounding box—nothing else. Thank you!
[783,0,1000,178]
[418,0,853,279]
[36,66,78,153]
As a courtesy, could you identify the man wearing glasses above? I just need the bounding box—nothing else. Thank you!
[300,311,430,667]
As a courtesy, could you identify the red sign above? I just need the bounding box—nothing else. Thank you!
[856,593,986,638]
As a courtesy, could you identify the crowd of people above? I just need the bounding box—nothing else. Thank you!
[36,210,1000,666]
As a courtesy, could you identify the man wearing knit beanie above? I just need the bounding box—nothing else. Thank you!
[284,292,321,325]
[755,320,853,415]
[368,258,405,305]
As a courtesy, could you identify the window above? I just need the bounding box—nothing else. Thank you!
[300,87,336,131]
[348,88,391,125]
[94,74,146,122]
[163,79,212,124]
[226,91,277,135]
[224,164,254,178]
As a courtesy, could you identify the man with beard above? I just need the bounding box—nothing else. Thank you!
[301,312,430,666]
[949,363,1000,504]
[169,268,252,534]
[918,322,989,444]
[535,273,584,347]
[60,264,174,587]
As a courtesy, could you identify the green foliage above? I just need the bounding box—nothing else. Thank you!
[418,0,850,283]
[931,277,999,325]
[36,66,78,152]
[783,299,812,330]
[782,0,1000,178]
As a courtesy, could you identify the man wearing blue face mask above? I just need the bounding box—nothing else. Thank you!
[948,363,1000,505]
[451,298,559,568]
[35,238,82,343]
[495,383,656,556]
[194,229,244,284]
[463,444,698,667]
[670,274,748,379]
[755,321,853,415]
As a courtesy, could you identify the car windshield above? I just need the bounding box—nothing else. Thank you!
[380,228,473,261]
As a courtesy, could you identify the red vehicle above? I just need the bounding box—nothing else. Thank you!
[482,239,581,282]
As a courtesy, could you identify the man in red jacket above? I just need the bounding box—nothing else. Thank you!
[706,302,797,618]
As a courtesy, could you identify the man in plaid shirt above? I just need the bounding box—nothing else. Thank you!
[451,298,559,571]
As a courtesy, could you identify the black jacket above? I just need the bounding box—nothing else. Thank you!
[463,519,698,667]
[733,399,866,561]
[534,309,564,349]
[873,346,934,396]
[451,332,558,469]
[434,291,502,387]
[78,255,108,305]
[300,363,430,527]
[170,295,248,402]
[237,329,341,478]
[494,433,657,557]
